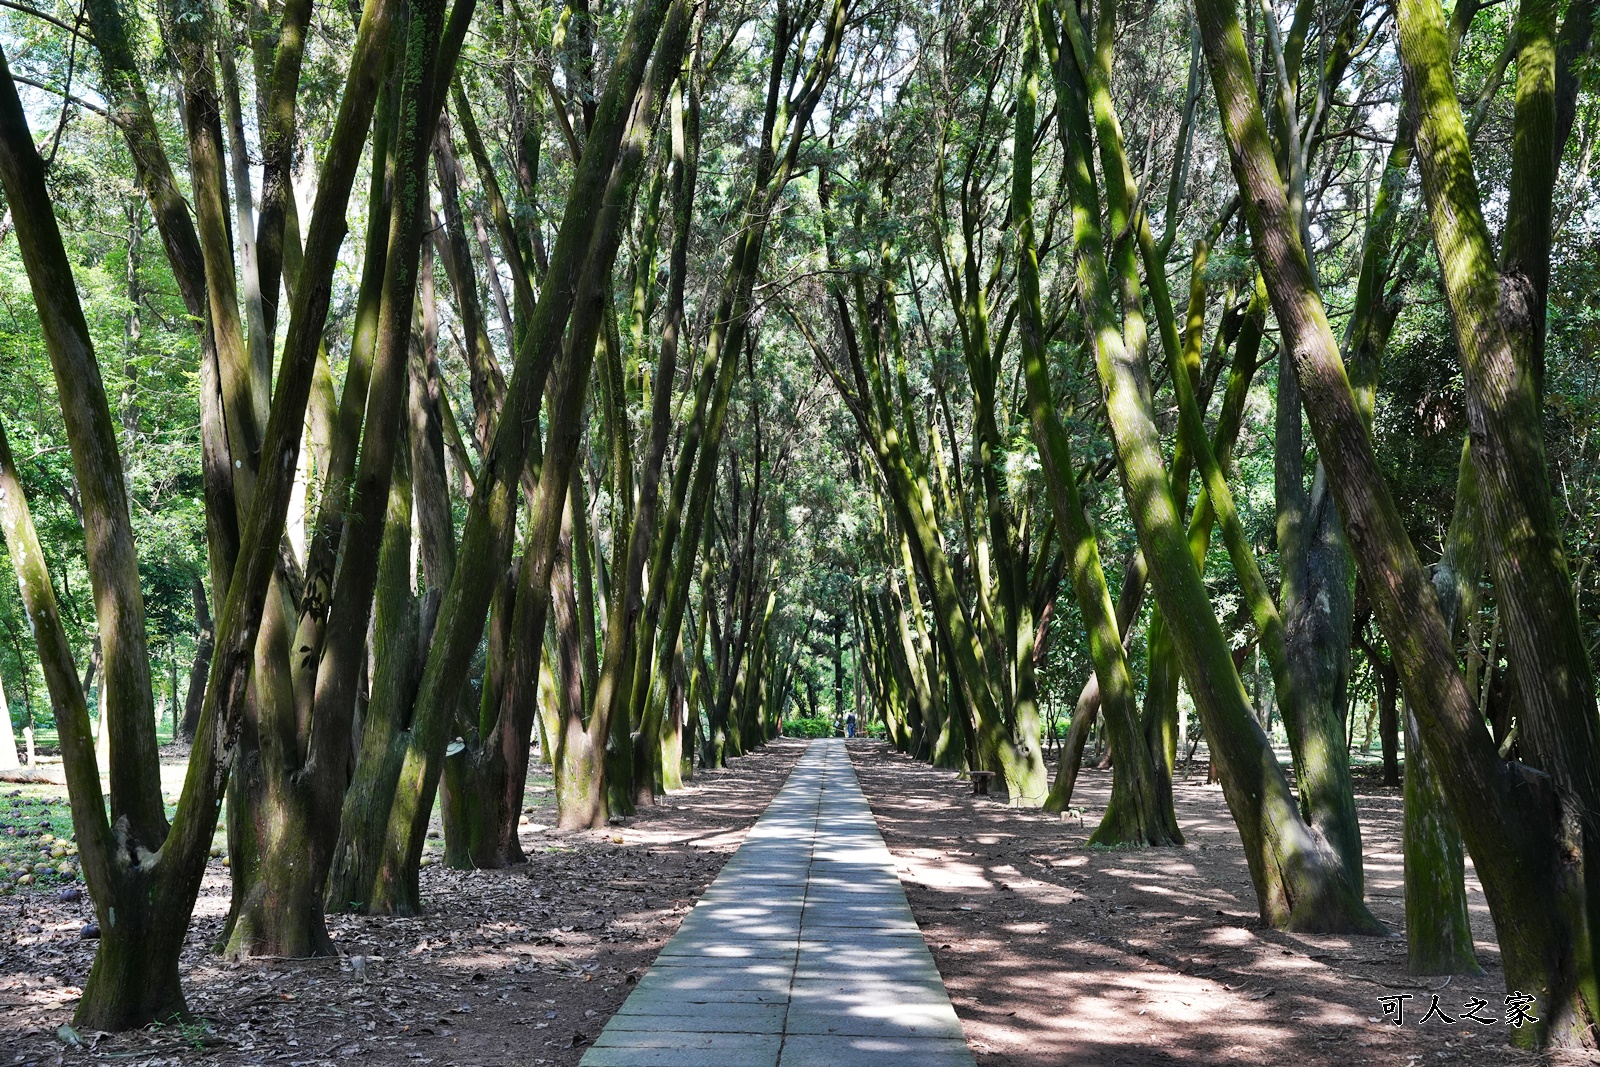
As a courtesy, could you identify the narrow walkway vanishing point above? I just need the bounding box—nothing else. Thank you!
[581,739,977,1066]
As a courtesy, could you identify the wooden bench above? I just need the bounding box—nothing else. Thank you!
[970,771,995,796]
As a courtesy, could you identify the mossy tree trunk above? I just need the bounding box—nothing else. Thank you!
[381,0,697,860]
[0,0,398,1016]
[1394,0,1600,1037]
[325,438,420,910]
[225,0,462,957]
[626,0,850,798]
[324,0,687,902]
[179,577,213,741]
[1403,709,1482,976]
[1051,0,1380,934]
[929,31,1042,788]
[808,183,1046,803]
[1201,0,1600,1039]
[605,65,700,808]
[1013,6,1176,846]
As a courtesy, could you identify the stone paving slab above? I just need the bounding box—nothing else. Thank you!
[602,1005,789,1034]
[580,739,975,1067]
[783,1001,965,1038]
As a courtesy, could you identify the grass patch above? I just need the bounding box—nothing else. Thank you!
[0,782,79,891]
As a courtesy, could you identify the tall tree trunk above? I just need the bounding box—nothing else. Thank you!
[1013,10,1175,844]
[625,0,848,774]
[0,46,202,1027]
[1275,349,1364,887]
[1200,0,1600,1039]
[1396,0,1600,1037]
[325,436,419,910]
[52,0,396,1015]
[362,0,695,887]
[1051,0,1379,933]
[224,0,460,960]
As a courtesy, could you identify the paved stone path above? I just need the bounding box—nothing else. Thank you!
[580,738,976,1066]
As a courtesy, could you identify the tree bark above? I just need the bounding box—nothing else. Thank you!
[180,577,214,741]
[1015,6,1175,845]
[223,0,460,960]
[1402,705,1481,975]
[1053,0,1379,933]
[630,0,851,806]
[364,0,694,888]
[623,72,701,801]
[1200,0,1599,1038]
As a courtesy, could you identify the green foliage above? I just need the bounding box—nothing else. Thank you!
[148,1015,218,1049]
[783,716,835,739]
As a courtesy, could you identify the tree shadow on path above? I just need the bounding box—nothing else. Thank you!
[847,740,1586,1067]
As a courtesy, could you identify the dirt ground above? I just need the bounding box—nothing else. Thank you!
[5,736,1598,1067]
[0,739,806,1067]
[847,739,1599,1067]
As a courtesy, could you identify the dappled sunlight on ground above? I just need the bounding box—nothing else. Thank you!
[849,741,1587,1067]
[0,740,811,1065]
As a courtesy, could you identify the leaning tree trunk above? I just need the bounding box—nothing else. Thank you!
[379,0,696,880]
[1395,0,1600,1039]
[1010,18,1175,845]
[1,0,398,1020]
[1201,0,1600,1041]
[1049,0,1380,933]
[1274,351,1365,886]
[329,0,685,910]
[325,438,420,912]
[225,0,458,959]
[0,49,169,1027]
[631,0,850,800]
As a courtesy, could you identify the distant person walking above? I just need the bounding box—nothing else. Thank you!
[845,712,857,738]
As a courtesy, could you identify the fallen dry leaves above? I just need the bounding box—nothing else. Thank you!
[0,740,806,1067]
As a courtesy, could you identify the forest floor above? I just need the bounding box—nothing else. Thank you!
[3,736,1597,1066]
[0,738,807,1067]
[848,739,1597,1067]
